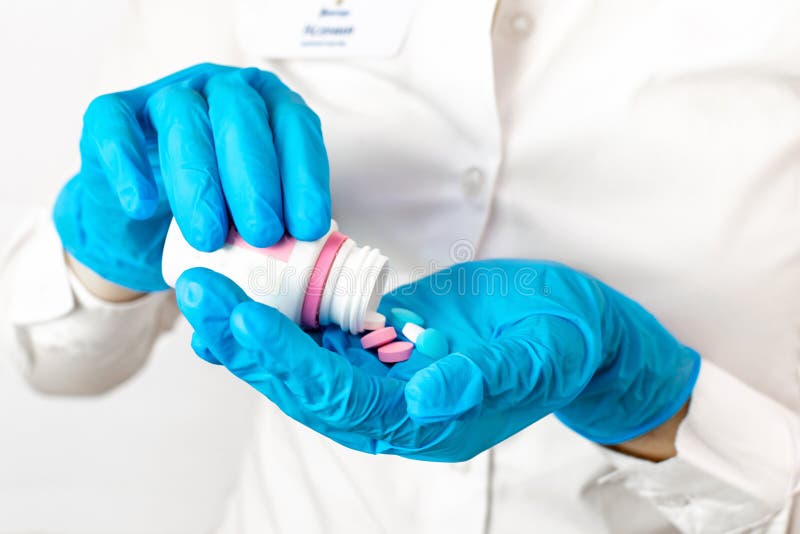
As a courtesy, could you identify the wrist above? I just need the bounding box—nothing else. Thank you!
[65,251,146,303]
[607,400,689,462]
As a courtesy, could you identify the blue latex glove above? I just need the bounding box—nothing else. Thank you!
[54,63,330,291]
[176,260,700,461]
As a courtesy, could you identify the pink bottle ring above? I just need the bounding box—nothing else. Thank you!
[300,231,348,329]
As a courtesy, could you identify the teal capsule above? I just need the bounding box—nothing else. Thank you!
[389,307,425,329]
[415,328,448,359]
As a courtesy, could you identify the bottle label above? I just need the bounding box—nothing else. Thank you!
[225,229,297,263]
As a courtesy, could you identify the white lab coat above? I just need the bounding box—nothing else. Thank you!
[1,0,799,532]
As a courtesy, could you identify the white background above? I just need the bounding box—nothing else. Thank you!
[0,2,258,532]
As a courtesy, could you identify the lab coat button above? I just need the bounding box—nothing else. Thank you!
[510,13,534,38]
[462,167,485,197]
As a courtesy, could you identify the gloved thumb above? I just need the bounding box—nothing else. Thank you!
[227,300,329,382]
[405,354,484,424]
[229,301,306,351]
[405,313,591,424]
[175,267,250,361]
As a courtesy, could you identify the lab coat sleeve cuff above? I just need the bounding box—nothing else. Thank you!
[0,209,177,394]
[599,360,800,533]
[0,210,75,325]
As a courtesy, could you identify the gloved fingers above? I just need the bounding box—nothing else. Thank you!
[190,332,222,365]
[204,71,284,247]
[81,93,157,219]
[228,301,410,439]
[122,63,233,110]
[79,64,231,221]
[145,85,228,252]
[405,315,589,424]
[248,69,331,241]
[175,267,252,358]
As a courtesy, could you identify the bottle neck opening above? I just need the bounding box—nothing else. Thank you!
[318,238,389,334]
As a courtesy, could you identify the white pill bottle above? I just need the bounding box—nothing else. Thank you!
[161,219,389,334]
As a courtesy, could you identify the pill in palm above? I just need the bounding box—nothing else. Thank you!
[377,341,414,363]
[415,328,448,358]
[362,310,386,331]
[360,326,397,349]
[389,307,425,329]
[401,322,425,343]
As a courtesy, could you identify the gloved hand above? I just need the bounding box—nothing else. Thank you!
[176,259,700,461]
[54,63,330,292]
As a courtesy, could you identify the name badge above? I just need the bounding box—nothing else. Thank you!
[237,0,419,58]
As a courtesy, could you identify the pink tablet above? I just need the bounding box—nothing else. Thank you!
[378,341,413,363]
[360,326,397,350]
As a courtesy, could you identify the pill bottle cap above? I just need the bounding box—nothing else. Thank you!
[301,233,389,334]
